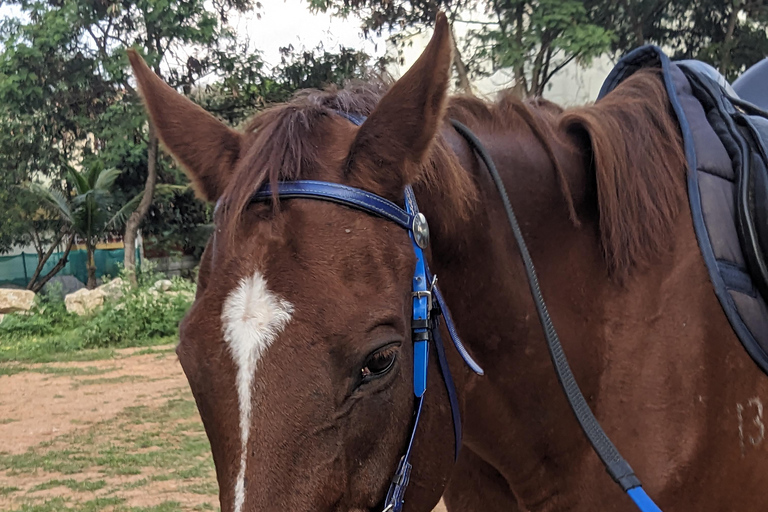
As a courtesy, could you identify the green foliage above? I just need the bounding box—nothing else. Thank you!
[197,43,383,127]
[590,0,768,81]
[464,0,614,94]
[0,293,77,338]
[0,0,381,262]
[0,267,195,362]
[311,0,613,96]
[80,276,195,348]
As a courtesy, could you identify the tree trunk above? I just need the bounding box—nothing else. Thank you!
[720,0,742,75]
[30,234,75,293]
[124,119,158,286]
[27,228,67,290]
[512,2,528,97]
[450,25,472,93]
[86,239,97,289]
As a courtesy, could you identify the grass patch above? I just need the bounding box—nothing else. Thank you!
[1,417,19,424]
[38,366,113,377]
[30,478,107,492]
[0,345,119,365]
[118,502,184,512]
[0,393,218,511]
[71,375,147,389]
[0,396,211,473]
[181,480,218,496]
[0,485,20,495]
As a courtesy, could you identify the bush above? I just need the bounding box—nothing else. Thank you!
[0,267,196,361]
[80,277,194,348]
[0,287,78,338]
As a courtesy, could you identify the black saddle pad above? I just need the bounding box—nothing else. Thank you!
[600,46,768,375]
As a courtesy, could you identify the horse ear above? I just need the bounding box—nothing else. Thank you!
[348,12,453,192]
[128,50,242,202]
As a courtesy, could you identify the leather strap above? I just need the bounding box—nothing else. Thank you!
[253,180,415,230]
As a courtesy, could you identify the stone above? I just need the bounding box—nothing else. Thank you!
[65,288,106,316]
[0,289,35,313]
[166,290,195,302]
[42,275,85,298]
[151,279,173,292]
[98,277,125,301]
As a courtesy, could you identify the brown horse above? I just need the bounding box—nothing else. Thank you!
[129,14,768,512]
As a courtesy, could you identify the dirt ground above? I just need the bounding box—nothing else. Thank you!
[0,346,448,512]
[1,347,188,456]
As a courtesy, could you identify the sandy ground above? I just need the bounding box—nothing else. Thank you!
[0,346,448,511]
[0,346,188,455]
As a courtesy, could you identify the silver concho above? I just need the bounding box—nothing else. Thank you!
[412,213,430,249]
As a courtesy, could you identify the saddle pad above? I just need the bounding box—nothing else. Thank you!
[599,45,768,376]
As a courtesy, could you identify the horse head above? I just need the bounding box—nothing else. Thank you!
[130,13,466,512]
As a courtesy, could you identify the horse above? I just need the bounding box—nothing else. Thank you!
[129,13,768,512]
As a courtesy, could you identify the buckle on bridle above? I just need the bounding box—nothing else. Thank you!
[412,275,438,314]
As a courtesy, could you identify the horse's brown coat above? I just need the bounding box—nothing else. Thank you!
[130,14,768,512]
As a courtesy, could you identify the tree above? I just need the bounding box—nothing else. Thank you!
[463,0,614,96]
[591,0,768,81]
[15,192,75,293]
[1,0,386,285]
[74,0,260,284]
[30,166,133,289]
[0,0,263,283]
[309,0,476,90]
[310,0,613,96]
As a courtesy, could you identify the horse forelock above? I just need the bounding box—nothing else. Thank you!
[215,78,483,242]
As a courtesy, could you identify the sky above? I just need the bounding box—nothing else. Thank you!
[228,0,387,68]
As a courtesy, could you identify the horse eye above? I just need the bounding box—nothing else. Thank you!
[361,345,398,382]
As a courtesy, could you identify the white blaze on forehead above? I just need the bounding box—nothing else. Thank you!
[221,271,293,512]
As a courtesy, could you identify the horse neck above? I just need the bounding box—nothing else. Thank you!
[416,118,608,423]
[417,118,723,503]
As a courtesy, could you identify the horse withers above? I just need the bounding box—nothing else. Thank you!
[130,14,768,512]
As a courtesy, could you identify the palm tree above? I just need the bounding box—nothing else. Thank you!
[30,165,137,289]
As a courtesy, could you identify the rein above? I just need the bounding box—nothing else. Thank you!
[250,113,663,512]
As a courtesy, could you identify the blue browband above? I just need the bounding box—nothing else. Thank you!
[252,180,483,512]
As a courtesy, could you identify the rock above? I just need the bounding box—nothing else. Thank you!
[97,277,125,301]
[0,289,35,313]
[64,288,106,316]
[151,279,173,292]
[42,275,85,298]
[166,290,195,301]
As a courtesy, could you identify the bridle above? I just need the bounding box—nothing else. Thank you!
[250,112,664,512]
[252,179,482,512]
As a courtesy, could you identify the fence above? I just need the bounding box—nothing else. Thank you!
[0,248,140,288]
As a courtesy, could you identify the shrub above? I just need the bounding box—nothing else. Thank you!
[80,276,194,348]
[0,289,78,338]
[0,266,196,361]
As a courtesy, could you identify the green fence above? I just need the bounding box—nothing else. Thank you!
[0,248,140,288]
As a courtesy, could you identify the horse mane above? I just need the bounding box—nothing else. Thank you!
[560,69,687,278]
[218,69,686,280]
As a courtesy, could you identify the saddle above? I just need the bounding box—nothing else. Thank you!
[599,46,768,375]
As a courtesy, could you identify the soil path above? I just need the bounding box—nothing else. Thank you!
[0,347,448,512]
[0,346,187,455]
